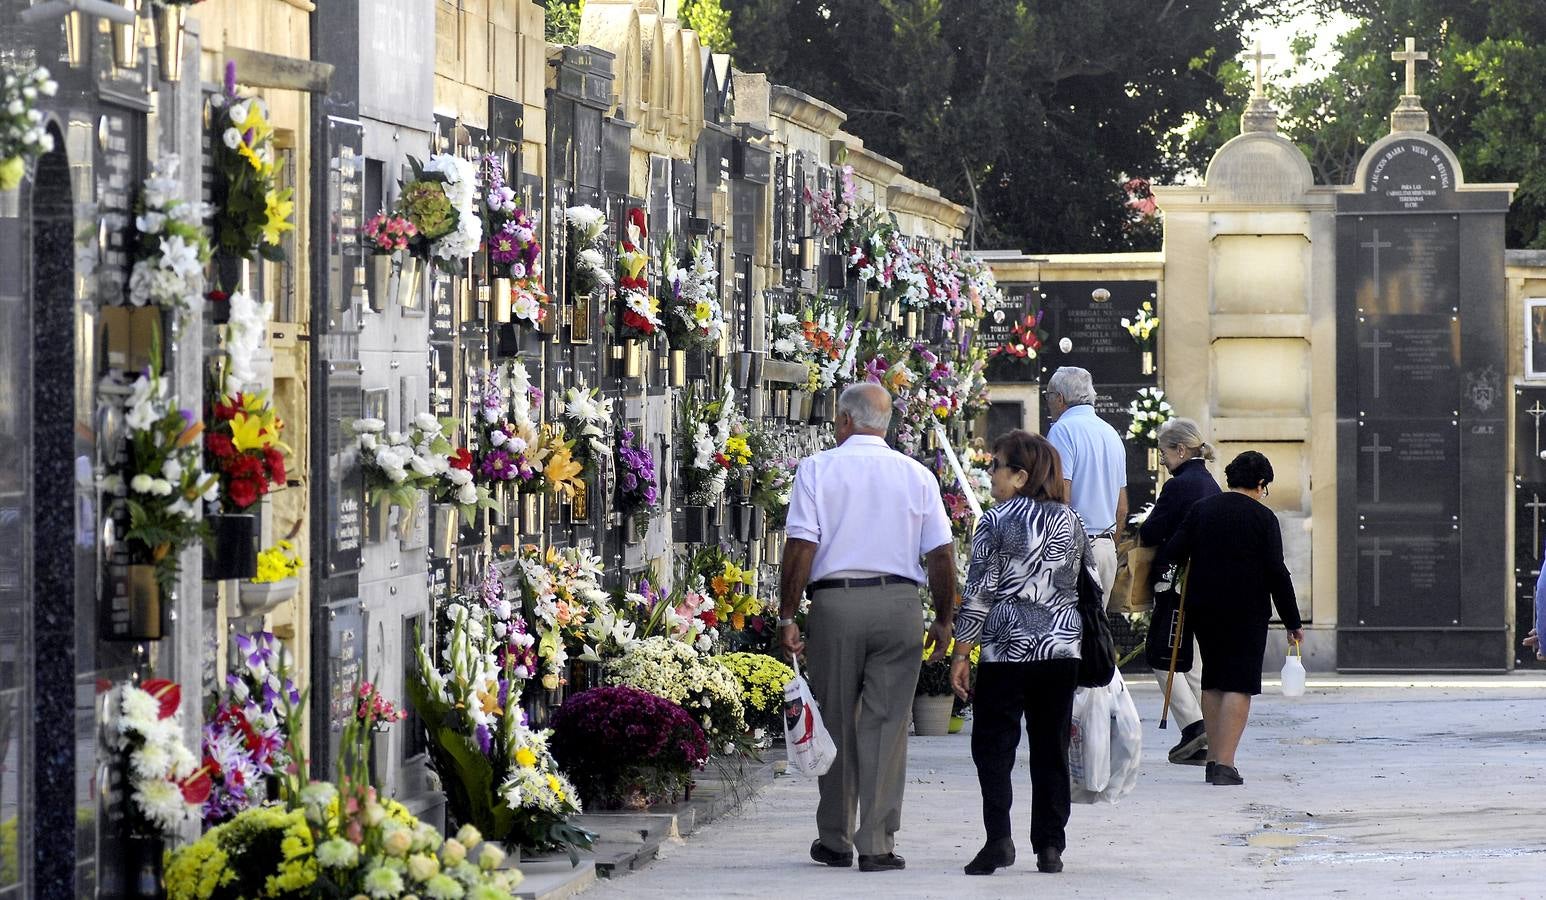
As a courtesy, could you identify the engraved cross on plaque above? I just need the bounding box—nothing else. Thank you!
[1360,329,1392,399]
[1528,401,1546,459]
[1392,36,1429,97]
[1247,41,1276,97]
[1361,431,1392,502]
[1360,539,1394,606]
[1361,229,1393,286]
[1528,492,1546,559]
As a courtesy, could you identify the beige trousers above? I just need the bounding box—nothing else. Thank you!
[1090,536,1119,611]
[805,582,923,856]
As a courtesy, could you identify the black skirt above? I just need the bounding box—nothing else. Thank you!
[1191,611,1269,695]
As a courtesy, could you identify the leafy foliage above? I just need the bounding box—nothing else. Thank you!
[724,0,1268,252]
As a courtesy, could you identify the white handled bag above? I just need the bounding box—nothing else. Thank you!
[784,656,837,777]
[1071,671,1142,805]
[1281,641,1306,698]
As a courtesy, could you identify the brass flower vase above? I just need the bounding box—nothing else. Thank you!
[110,0,143,70]
[126,564,162,641]
[153,3,186,82]
[493,277,513,324]
[395,255,424,309]
[367,255,393,313]
[669,349,686,387]
[1142,350,1155,375]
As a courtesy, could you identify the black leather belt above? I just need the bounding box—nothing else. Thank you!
[1090,532,1116,541]
[808,575,920,593]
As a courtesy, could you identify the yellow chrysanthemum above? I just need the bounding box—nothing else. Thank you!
[515,748,537,768]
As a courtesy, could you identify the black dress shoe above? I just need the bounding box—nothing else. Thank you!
[1207,763,1244,786]
[1036,847,1063,873]
[1205,760,1216,782]
[964,838,1016,875]
[1168,721,1209,764]
[810,839,853,867]
[858,852,906,872]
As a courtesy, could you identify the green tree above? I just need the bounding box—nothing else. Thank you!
[724,0,1273,252]
[542,0,735,53]
[1252,1,1546,246]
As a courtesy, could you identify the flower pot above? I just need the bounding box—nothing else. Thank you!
[764,529,785,565]
[924,312,944,342]
[669,349,686,388]
[520,492,544,536]
[493,277,513,324]
[1142,349,1155,376]
[809,390,834,424]
[787,391,810,423]
[111,0,143,70]
[153,3,186,81]
[730,504,755,544]
[367,254,393,312]
[734,350,764,389]
[625,340,646,380]
[1147,447,1161,472]
[770,388,790,421]
[65,10,90,68]
[203,513,257,581]
[863,291,881,323]
[396,495,423,541]
[430,503,459,559]
[395,255,424,309]
[949,714,965,734]
[679,506,710,544]
[124,833,164,899]
[237,577,298,616]
[125,564,162,641]
[912,694,954,736]
[823,253,848,289]
[904,310,919,341]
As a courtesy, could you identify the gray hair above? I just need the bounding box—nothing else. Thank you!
[1156,417,1216,462]
[1047,366,1097,406]
[839,382,893,431]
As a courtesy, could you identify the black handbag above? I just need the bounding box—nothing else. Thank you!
[1144,586,1194,672]
[1076,562,1118,688]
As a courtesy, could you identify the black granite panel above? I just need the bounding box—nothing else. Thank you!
[1354,314,1459,417]
[1035,280,1157,387]
[1352,215,1459,316]
[1459,417,1508,626]
[1351,522,1461,627]
[548,99,575,186]
[323,597,366,778]
[489,96,524,147]
[602,118,630,195]
[1353,418,1459,520]
[1516,387,1546,485]
[325,366,364,575]
[575,106,602,191]
[1337,628,1507,672]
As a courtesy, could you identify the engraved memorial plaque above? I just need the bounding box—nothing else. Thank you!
[327,366,365,574]
[1355,419,1459,519]
[1354,526,1461,627]
[325,599,367,774]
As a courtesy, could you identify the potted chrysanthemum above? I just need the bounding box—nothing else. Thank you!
[238,540,303,615]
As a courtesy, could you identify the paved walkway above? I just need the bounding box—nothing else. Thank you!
[583,675,1546,899]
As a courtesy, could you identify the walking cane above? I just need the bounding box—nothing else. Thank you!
[1158,565,1190,730]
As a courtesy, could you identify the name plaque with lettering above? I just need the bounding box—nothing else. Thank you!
[1355,314,1459,417]
[1038,280,1156,386]
[1355,419,1460,519]
[327,365,364,574]
[1354,525,1461,626]
[325,599,366,774]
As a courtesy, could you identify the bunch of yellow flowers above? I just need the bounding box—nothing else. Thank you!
[708,558,759,630]
[253,539,304,584]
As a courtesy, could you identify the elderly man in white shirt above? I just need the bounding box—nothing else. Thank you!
[779,382,957,874]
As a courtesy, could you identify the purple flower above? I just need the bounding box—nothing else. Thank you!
[480,449,514,480]
[475,723,493,757]
[224,60,237,98]
[489,223,525,265]
[622,472,638,491]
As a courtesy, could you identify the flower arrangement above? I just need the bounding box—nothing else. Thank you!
[549,686,709,810]
[208,62,294,261]
[958,251,1006,318]
[117,679,207,837]
[253,539,303,584]
[1125,386,1174,449]
[769,310,811,362]
[129,155,210,317]
[561,381,613,478]
[616,207,661,338]
[687,545,761,632]
[111,366,219,593]
[221,291,271,394]
[660,238,726,350]
[540,428,585,502]
[469,361,549,491]
[803,163,856,241]
[719,653,794,742]
[205,391,288,511]
[620,571,718,653]
[678,380,743,505]
[509,544,612,683]
[408,605,589,856]
[0,63,57,191]
[351,413,448,509]
[1121,300,1160,350]
[602,636,746,747]
[397,153,483,271]
[615,427,660,518]
[747,428,797,528]
[990,311,1045,365]
[201,631,299,824]
[565,204,613,296]
[361,211,416,256]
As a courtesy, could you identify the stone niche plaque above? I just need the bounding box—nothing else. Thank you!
[1354,419,1459,519]
[1037,279,1157,387]
[324,598,366,775]
[1353,525,1461,627]
[1355,314,1459,417]
[326,365,364,575]
[1514,386,1546,482]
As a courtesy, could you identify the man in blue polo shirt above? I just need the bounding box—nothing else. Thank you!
[1045,367,1128,610]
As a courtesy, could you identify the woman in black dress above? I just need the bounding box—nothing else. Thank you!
[1137,417,1220,766]
[1162,451,1303,786]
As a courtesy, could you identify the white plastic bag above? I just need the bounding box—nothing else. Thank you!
[784,656,837,777]
[1068,682,1112,793]
[1072,671,1142,804]
[1281,641,1306,698]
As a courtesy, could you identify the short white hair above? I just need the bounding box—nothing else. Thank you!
[839,382,892,431]
[1047,366,1097,406]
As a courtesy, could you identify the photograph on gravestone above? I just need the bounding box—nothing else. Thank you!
[1036,280,1157,387]
[1527,299,1546,379]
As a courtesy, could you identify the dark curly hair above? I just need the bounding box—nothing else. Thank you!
[1224,450,1274,490]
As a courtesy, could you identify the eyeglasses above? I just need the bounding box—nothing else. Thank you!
[989,458,1021,474]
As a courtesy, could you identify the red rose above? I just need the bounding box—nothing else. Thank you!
[229,476,260,509]
[265,447,287,484]
[207,433,236,460]
[450,447,473,471]
[701,610,718,627]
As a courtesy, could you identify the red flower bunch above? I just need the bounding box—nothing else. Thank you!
[356,680,408,731]
[991,312,1045,363]
[363,210,417,254]
[206,392,288,511]
[450,447,474,470]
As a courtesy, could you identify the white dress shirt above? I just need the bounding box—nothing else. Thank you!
[785,434,954,583]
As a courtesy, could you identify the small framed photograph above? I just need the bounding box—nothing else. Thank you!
[570,293,592,344]
[1528,298,1546,379]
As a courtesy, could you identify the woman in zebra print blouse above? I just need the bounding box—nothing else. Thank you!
[951,429,1097,877]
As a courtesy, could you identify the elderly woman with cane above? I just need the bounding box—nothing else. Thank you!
[950,430,1094,876]
[1162,451,1303,785]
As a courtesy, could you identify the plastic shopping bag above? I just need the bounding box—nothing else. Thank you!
[784,656,837,777]
[1068,682,1112,795]
[1072,671,1142,804]
[1281,642,1306,697]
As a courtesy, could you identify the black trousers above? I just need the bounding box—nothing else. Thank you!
[969,658,1079,851]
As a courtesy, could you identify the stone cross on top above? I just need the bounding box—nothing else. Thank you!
[1392,36,1428,97]
[1247,41,1276,97]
